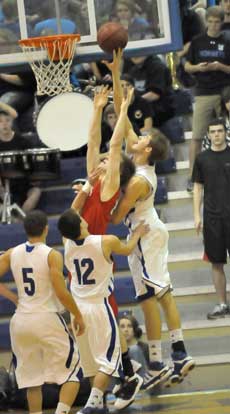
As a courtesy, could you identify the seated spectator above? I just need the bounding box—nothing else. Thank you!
[111,0,150,40]
[65,0,90,36]
[123,55,175,127]
[118,314,149,377]
[0,110,41,214]
[120,73,153,134]
[0,0,32,37]
[33,3,77,36]
[0,71,36,115]
[0,27,18,53]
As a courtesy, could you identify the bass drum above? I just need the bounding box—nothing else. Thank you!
[36,92,94,151]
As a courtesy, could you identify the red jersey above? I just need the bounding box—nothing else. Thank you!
[82,180,119,234]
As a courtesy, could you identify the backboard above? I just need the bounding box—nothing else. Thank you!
[0,0,183,70]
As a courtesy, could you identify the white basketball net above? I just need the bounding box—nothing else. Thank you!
[20,37,79,96]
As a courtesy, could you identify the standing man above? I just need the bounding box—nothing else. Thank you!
[193,118,230,319]
[58,208,149,414]
[184,5,230,192]
[0,210,85,414]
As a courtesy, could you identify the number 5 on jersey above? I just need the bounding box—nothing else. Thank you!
[22,268,35,296]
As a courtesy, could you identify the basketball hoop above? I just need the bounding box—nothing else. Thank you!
[19,34,81,96]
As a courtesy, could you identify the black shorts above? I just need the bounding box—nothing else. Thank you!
[203,214,230,263]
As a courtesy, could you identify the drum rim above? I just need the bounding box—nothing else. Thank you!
[25,148,61,154]
[0,150,26,156]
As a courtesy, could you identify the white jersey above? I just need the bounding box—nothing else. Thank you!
[10,242,63,313]
[125,164,159,230]
[65,235,113,302]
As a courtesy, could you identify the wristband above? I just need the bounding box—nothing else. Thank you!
[82,181,92,195]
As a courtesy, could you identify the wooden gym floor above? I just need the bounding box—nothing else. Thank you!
[12,389,230,414]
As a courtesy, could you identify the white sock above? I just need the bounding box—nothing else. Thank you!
[169,329,184,344]
[55,402,71,414]
[85,387,103,409]
[148,340,162,363]
[31,412,42,414]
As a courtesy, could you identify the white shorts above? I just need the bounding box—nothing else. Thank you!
[10,312,82,389]
[72,298,121,378]
[128,219,172,300]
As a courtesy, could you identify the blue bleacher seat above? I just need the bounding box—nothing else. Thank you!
[114,276,136,305]
[160,116,185,144]
[0,322,11,350]
[43,157,87,187]
[0,292,16,316]
[0,218,61,251]
[38,188,74,214]
[155,177,168,204]
[155,146,177,175]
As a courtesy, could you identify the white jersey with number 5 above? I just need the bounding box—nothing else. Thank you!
[65,235,114,301]
[10,242,63,313]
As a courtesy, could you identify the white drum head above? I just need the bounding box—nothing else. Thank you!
[36,92,94,151]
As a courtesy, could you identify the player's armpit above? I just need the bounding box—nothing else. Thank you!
[0,249,12,277]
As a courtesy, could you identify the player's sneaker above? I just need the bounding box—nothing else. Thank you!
[207,304,229,319]
[112,360,142,396]
[76,407,109,414]
[142,362,172,390]
[113,373,143,410]
[165,352,195,387]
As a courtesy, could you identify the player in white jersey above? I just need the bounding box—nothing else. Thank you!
[58,208,149,414]
[0,210,85,414]
[108,60,195,393]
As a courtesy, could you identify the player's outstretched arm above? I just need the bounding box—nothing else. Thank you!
[103,222,150,258]
[87,85,111,175]
[48,249,85,336]
[101,88,134,199]
[0,249,18,305]
[103,49,123,116]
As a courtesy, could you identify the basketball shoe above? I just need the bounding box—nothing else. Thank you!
[165,352,195,387]
[113,373,143,410]
[142,362,172,390]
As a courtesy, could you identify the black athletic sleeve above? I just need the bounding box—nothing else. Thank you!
[192,154,204,184]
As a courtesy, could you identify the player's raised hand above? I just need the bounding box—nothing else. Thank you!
[102,48,123,74]
[88,165,105,185]
[73,315,85,336]
[94,85,111,108]
[120,87,134,112]
[133,220,150,238]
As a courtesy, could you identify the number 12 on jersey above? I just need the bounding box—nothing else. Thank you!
[74,258,96,285]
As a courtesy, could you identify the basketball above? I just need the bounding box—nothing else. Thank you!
[97,22,128,54]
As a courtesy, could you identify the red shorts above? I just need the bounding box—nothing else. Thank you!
[108,292,118,317]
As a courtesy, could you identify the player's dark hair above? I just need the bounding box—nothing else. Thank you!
[120,73,135,87]
[58,208,81,241]
[147,129,169,165]
[120,153,136,188]
[208,117,226,132]
[118,314,143,339]
[23,210,48,237]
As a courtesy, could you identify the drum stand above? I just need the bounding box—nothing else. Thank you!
[1,179,26,224]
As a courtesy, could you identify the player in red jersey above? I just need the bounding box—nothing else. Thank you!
[71,53,143,410]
